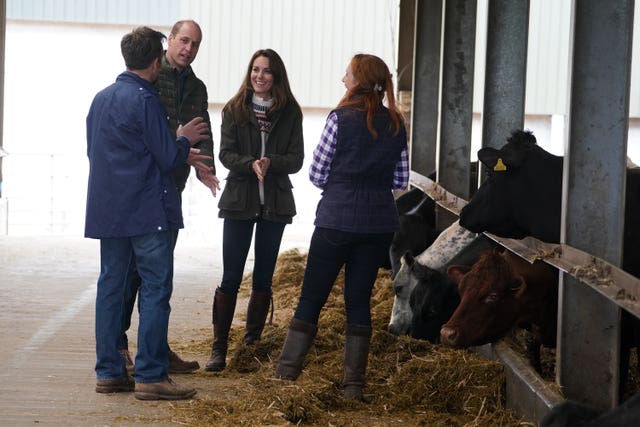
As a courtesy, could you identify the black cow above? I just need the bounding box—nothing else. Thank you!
[460,130,563,244]
[460,129,640,272]
[541,390,640,427]
[403,252,459,341]
[382,187,438,278]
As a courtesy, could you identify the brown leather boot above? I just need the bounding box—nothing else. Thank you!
[343,324,372,401]
[275,318,318,380]
[134,377,196,400]
[119,349,135,376]
[96,375,135,393]
[205,288,237,372]
[244,290,272,345]
[168,348,200,374]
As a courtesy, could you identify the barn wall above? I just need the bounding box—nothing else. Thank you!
[180,0,400,108]
[475,0,640,117]
[6,0,178,26]
[6,0,640,114]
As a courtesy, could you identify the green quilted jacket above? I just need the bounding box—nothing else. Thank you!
[155,55,215,193]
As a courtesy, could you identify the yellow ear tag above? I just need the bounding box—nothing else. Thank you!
[493,157,507,172]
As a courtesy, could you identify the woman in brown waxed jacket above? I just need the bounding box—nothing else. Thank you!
[205,48,304,372]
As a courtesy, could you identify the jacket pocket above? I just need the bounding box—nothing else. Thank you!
[218,176,248,211]
[274,176,296,216]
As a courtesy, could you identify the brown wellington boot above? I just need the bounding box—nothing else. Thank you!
[343,324,372,401]
[244,290,272,345]
[205,288,237,372]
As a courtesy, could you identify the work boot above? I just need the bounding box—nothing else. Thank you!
[95,375,135,393]
[168,349,200,374]
[119,348,135,376]
[244,290,272,345]
[275,317,318,380]
[343,324,372,401]
[134,377,196,401]
[205,288,237,372]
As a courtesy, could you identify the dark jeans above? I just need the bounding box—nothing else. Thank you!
[219,217,286,295]
[293,227,393,326]
[95,231,174,382]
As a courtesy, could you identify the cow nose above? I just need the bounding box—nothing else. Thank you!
[440,326,457,346]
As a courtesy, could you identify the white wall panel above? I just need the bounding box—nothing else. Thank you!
[182,0,400,108]
[526,0,572,115]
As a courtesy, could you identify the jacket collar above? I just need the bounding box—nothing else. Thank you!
[118,71,158,94]
[161,53,192,77]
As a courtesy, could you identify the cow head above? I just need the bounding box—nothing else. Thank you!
[388,252,419,336]
[440,250,527,348]
[408,260,460,342]
[459,130,563,244]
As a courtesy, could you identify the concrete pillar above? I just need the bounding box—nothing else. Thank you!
[438,0,476,229]
[559,0,634,410]
[410,0,443,178]
[481,0,529,152]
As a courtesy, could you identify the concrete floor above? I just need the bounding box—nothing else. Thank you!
[0,233,309,426]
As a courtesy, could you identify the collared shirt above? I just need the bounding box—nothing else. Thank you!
[309,112,409,189]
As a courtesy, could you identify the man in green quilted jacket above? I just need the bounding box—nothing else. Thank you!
[119,20,219,375]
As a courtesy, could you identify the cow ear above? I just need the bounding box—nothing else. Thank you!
[447,265,471,284]
[510,275,527,298]
[403,252,415,268]
[478,147,500,170]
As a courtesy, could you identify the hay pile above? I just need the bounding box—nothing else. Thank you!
[169,249,527,426]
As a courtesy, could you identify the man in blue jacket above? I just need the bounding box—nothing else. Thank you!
[86,26,211,400]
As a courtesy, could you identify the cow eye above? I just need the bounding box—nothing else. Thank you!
[484,292,499,303]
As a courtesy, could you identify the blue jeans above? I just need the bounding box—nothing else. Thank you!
[95,231,174,383]
[294,227,393,326]
[219,218,286,295]
[119,229,178,351]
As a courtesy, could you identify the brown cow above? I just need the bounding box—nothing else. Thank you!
[440,249,558,371]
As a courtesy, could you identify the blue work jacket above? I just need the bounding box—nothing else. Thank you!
[85,71,189,238]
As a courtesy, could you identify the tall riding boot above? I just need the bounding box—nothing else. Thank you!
[343,324,372,401]
[244,290,272,345]
[205,288,237,372]
[275,318,318,380]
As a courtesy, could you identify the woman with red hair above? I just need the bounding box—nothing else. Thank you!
[276,54,409,401]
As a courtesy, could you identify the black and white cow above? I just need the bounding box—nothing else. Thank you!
[403,235,497,341]
[388,220,478,338]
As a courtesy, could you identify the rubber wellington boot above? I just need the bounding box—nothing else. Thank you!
[275,317,318,380]
[343,324,372,401]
